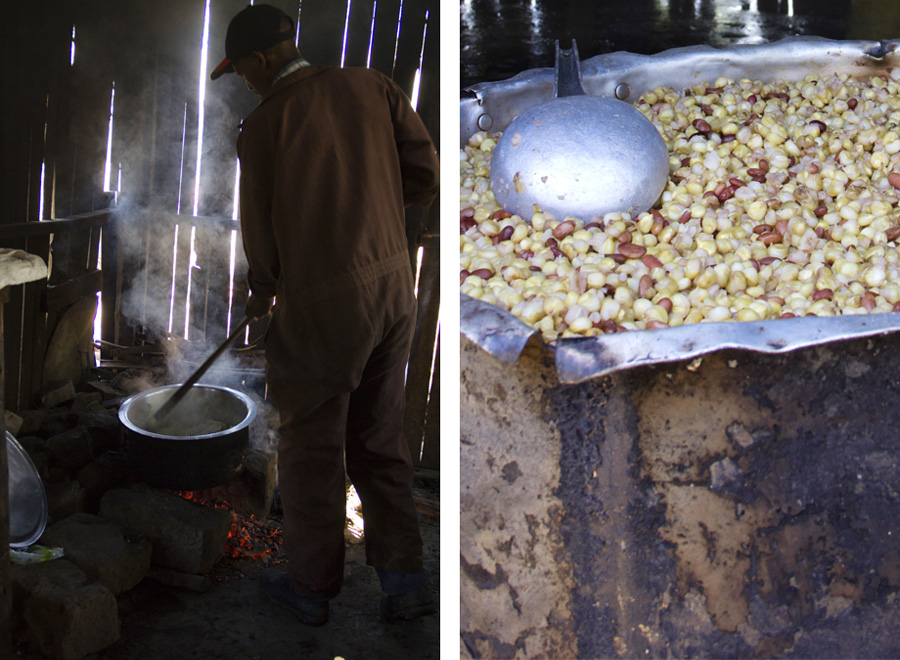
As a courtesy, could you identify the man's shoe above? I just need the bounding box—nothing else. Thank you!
[259,569,329,626]
[382,585,437,622]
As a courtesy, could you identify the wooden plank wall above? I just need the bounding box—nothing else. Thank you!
[0,0,440,469]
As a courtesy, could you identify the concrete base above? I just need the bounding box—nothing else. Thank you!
[461,331,900,659]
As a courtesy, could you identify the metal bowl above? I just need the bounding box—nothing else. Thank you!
[118,384,257,491]
[8,431,48,548]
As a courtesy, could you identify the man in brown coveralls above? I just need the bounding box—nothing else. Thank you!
[210,4,439,625]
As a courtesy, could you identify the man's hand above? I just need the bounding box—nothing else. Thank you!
[245,293,274,320]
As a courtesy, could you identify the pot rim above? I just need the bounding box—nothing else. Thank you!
[118,383,257,440]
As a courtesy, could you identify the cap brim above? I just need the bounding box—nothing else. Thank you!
[210,58,234,81]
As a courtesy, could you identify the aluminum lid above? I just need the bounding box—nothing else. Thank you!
[7,431,47,548]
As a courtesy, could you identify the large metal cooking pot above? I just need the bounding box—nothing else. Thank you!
[460,36,900,381]
[118,384,256,491]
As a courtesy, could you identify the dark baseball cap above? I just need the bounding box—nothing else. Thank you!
[210,4,295,80]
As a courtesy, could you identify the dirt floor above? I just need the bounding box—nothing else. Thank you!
[12,480,440,660]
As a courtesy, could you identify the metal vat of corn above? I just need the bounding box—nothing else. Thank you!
[460,37,900,659]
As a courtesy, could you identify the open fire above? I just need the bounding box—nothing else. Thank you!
[175,490,283,560]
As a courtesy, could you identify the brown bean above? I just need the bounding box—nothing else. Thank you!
[471,268,493,280]
[814,204,828,217]
[544,237,558,248]
[862,292,877,312]
[759,158,769,172]
[758,231,783,246]
[759,256,780,265]
[461,207,475,219]
[498,225,515,241]
[848,97,858,110]
[460,269,471,284]
[722,134,736,143]
[888,172,900,190]
[717,186,735,202]
[775,219,789,235]
[605,253,627,264]
[646,320,668,330]
[650,218,665,235]
[748,94,758,104]
[529,265,542,272]
[550,246,564,259]
[552,220,576,239]
[491,209,513,220]
[679,210,692,224]
[700,103,713,116]
[814,227,824,238]
[692,118,712,133]
[585,221,604,230]
[595,320,618,334]
[491,236,500,246]
[753,224,770,234]
[808,119,827,132]
[618,231,632,244]
[886,226,900,242]
[812,288,833,301]
[764,295,785,305]
[780,312,796,319]
[747,167,765,178]
[517,250,534,260]
[729,177,746,188]
[639,274,654,298]
[658,297,673,313]
[618,243,647,259]
[808,162,820,174]
[461,217,477,233]
[642,254,664,269]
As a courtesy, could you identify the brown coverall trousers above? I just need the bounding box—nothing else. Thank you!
[265,265,422,596]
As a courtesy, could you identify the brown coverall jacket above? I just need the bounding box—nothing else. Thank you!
[236,64,439,592]
[237,64,439,380]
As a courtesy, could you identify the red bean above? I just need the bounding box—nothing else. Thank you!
[619,243,647,259]
[552,220,576,239]
[862,292,877,312]
[758,231,783,246]
[461,217,477,233]
[498,225,515,241]
[460,269,471,283]
[471,268,493,280]
[642,254,664,269]
[693,118,712,133]
[491,209,513,220]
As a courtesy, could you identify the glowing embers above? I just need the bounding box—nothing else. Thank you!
[176,490,283,561]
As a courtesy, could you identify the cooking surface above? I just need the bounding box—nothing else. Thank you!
[461,0,900,89]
